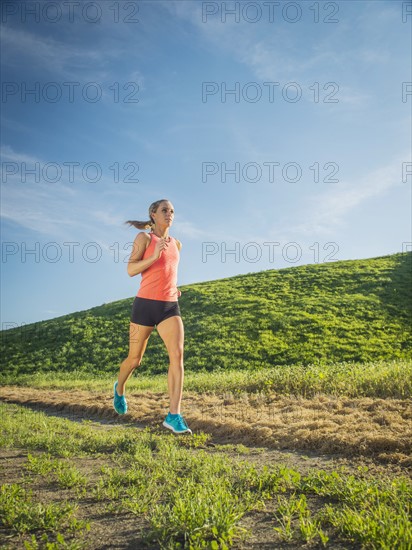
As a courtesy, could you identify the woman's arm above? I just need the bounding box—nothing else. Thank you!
[127,233,157,277]
[127,232,171,276]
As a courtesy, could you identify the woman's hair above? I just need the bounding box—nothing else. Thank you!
[125,199,170,231]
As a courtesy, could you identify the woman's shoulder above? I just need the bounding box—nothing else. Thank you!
[134,232,152,249]
[174,237,182,251]
[135,231,152,240]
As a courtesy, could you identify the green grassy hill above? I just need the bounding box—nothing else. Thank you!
[1,253,411,378]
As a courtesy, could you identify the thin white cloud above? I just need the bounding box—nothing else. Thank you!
[1,145,76,196]
[127,69,146,91]
[1,148,219,248]
[92,210,124,227]
[1,26,105,78]
[1,146,122,240]
[1,144,45,166]
[1,25,144,87]
[1,198,78,237]
[174,219,226,241]
[284,154,409,236]
[358,49,391,65]
[162,0,396,107]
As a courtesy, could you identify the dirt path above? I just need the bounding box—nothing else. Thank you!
[1,386,411,549]
[1,386,411,469]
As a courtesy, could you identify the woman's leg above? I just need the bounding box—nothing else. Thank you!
[117,322,154,395]
[156,315,184,414]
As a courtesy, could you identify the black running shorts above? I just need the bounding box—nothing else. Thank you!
[130,297,181,327]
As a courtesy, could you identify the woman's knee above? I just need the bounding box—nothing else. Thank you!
[126,356,142,370]
[168,348,184,365]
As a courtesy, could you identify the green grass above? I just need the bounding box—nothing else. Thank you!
[1,253,411,547]
[1,403,411,549]
[0,484,87,535]
[1,253,411,378]
[24,454,88,491]
[3,359,411,399]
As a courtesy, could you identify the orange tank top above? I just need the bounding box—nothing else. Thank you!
[137,233,181,301]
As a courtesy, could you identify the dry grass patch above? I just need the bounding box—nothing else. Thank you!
[0,387,411,465]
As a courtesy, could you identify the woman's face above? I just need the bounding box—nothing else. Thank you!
[153,201,174,226]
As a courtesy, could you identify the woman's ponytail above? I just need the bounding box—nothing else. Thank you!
[124,220,154,231]
[125,199,170,232]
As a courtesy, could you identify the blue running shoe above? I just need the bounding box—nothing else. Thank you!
[163,413,192,434]
[113,381,127,414]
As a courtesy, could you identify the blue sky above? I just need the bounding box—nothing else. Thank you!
[1,0,411,327]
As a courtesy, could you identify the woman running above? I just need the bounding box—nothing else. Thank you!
[113,199,192,434]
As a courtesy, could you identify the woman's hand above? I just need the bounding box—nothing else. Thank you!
[152,237,169,260]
